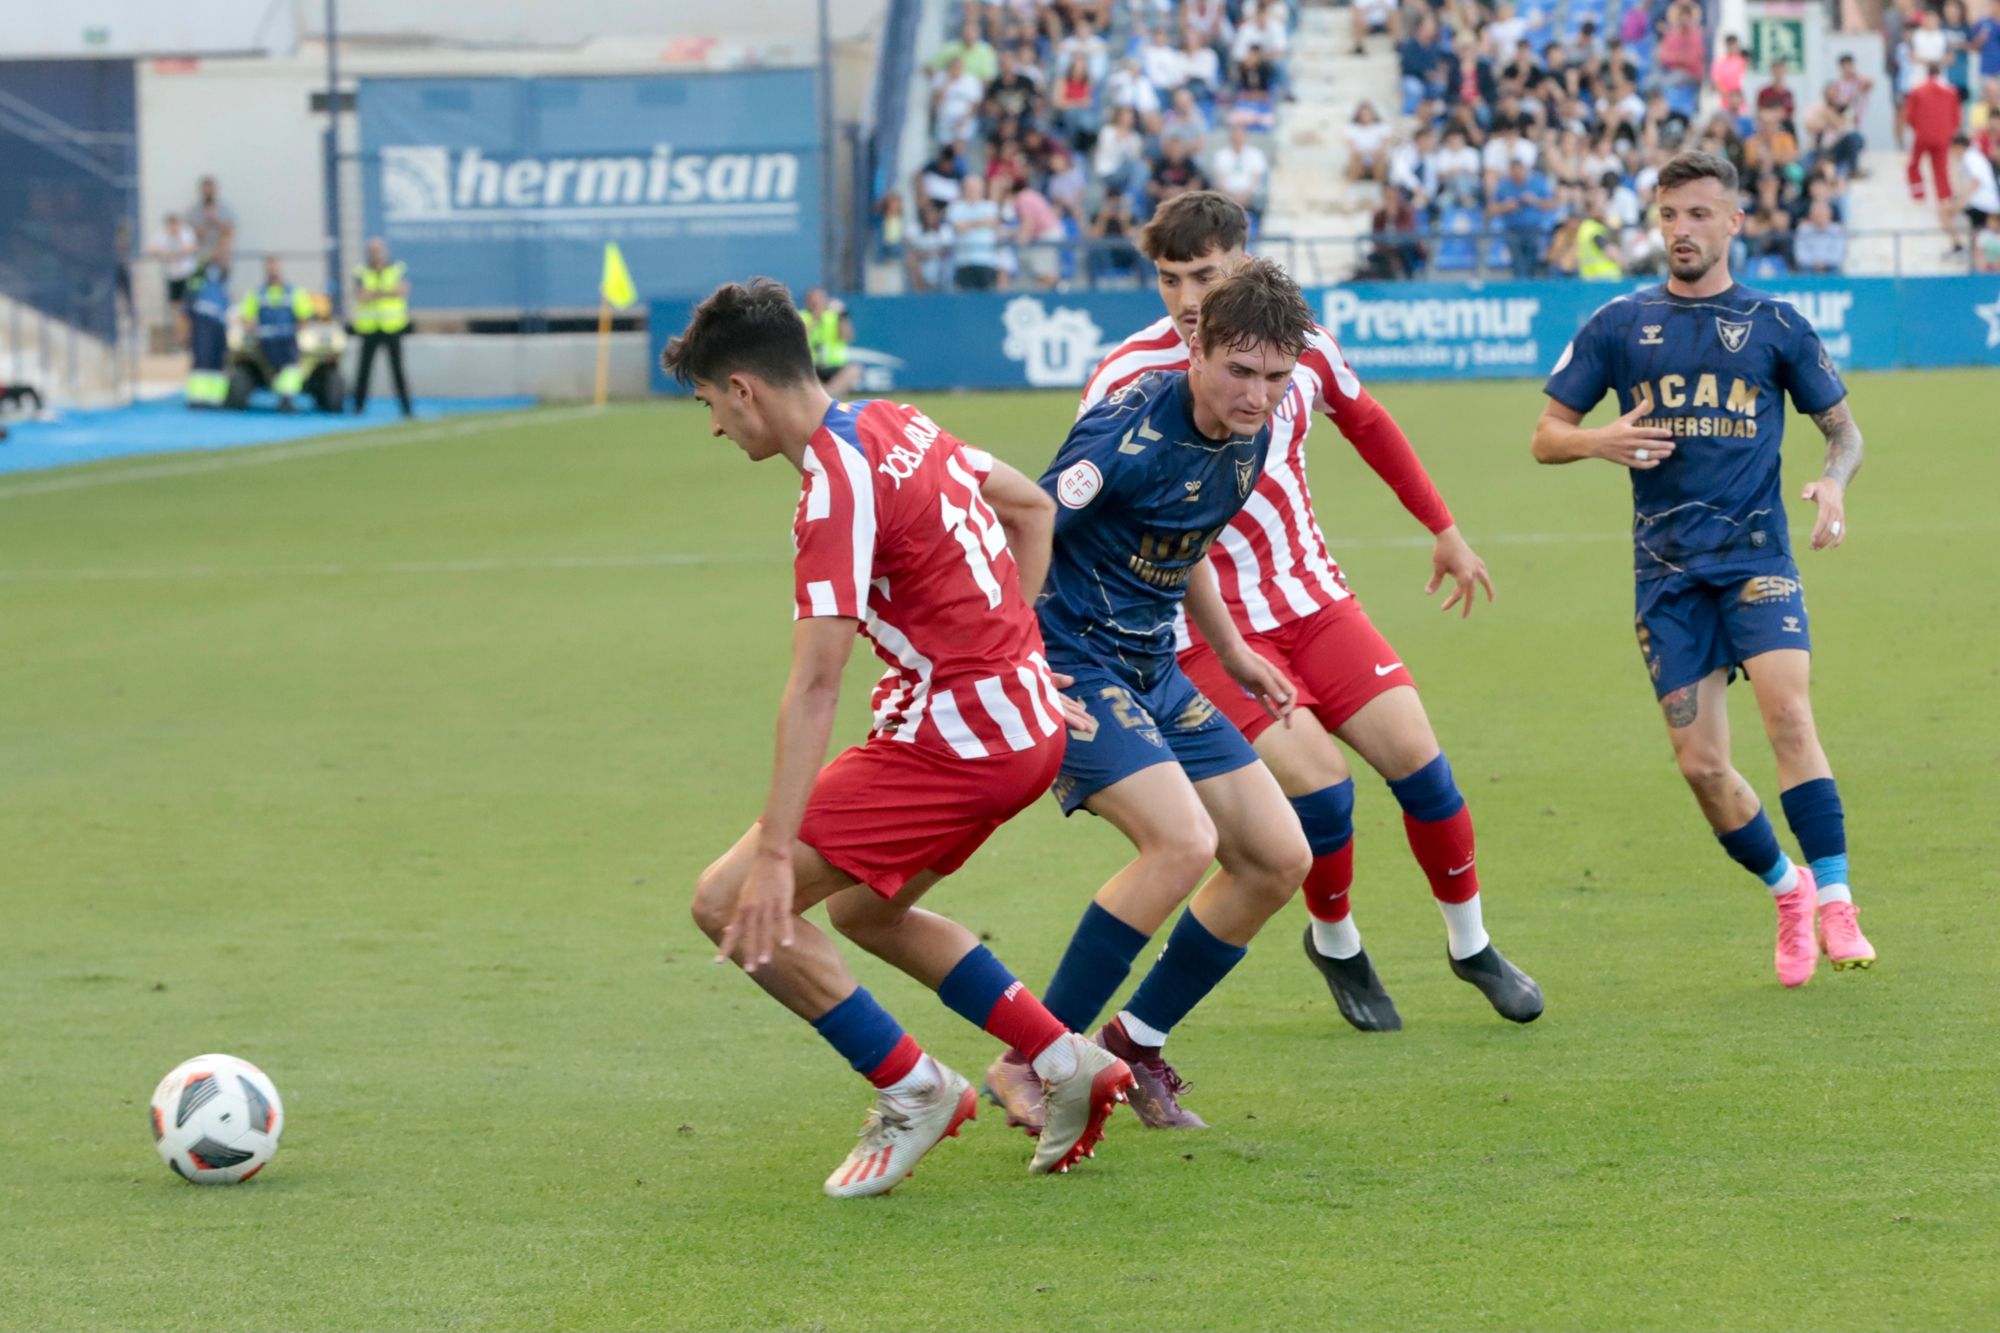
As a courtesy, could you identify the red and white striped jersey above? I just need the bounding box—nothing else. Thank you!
[793,399,1066,760]
[1078,316,1454,646]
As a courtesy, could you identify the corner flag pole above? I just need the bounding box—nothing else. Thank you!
[595,242,637,406]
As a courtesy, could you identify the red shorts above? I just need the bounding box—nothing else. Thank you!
[797,732,1065,898]
[1178,598,1416,744]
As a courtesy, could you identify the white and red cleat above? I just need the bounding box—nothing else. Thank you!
[822,1060,977,1199]
[1031,1034,1134,1175]
[1773,866,1819,989]
[1819,900,1876,971]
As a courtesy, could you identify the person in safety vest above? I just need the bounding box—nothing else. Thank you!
[351,237,413,417]
[1575,187,1627,280]
[184,238,234,409]
[238,255,319,410]
[799,287,860,397]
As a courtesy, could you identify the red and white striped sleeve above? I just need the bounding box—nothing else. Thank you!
[1300,325,1455,536]
[1076,320,1184,419]
[792,432,877,621]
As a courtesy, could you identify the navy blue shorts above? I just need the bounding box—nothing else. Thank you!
[1635,562,1812,698]
[1049,663,1260,815]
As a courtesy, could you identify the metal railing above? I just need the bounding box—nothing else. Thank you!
[878,223,1989,294]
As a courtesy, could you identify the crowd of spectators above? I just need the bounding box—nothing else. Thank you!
[886,1,1299,291]
[1360,0,2000,280]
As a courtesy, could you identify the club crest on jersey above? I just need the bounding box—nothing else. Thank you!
[1715,318,1753,353]
[1182,480,1203,501]
[1235,458,1255,497]
[1639,324,1664,345]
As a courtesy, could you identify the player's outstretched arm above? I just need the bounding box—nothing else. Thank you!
[1186,559,1295,725]
[978,456,1057,601]
[1531,398,1676,469]
[1801,400,1864,550]
[716,617,857,973]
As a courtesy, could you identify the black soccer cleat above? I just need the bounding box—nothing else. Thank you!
[1449,943,1544,1023]
[1302,927,1403,1032]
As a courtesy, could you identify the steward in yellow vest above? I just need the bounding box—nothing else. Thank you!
[1576,212,1625,281]
[799,287,859,397]
[351,236,413,416]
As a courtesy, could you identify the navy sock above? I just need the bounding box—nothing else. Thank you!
[1780,778,1848,886]
[1042,901,1150,1034]
[1386,753,1464,821]
[809,988,907,1076]
[1290,779,1356,856]
[1716,808,1793,887]
[1124,908,1249,1039]
[937,945,1017,1027]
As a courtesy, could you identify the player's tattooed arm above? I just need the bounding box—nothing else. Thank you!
[1810,401,1864,489]
[1661,684,1699,729]
[1802,402,1861,549]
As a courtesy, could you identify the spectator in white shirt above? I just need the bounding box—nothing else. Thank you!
[1179,26,1222,98]
[1344,100,1393,207]
[1056,21,1110,83]
[1434,126,1484,208]
[1104,58,1164,133]
[932,56,985,144]
[1141,26,1186,95]
[1791,200,1847,272]
[1161,87,1213,146]
[1389,125,1442,209]
[1092,105,1150,198]
[1210,123,1272,220]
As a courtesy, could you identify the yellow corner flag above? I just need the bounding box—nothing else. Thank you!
[600,242,637,309]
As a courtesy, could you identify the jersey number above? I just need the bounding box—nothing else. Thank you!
[940,454,1009,608]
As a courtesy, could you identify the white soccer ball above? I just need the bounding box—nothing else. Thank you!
[149,1054,284,1184]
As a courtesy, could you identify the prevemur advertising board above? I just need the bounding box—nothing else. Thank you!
[651,275,2000,393]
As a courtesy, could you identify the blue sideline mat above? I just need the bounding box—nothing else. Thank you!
[0,397,538,477]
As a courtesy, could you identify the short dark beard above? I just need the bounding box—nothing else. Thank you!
[1668,249,1718,283]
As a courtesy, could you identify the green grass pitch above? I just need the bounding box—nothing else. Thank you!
[2,370,1995,1331]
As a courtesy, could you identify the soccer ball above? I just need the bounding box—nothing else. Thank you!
[149,1054,284,1184]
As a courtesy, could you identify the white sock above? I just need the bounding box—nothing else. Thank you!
[1117,1010,1170,1049]
[1440,894,1490,960]
[1816,881,1853,906]
[1310,915,1363,960]
[1029,1035,1079,1083]
[1767,860,1801,896]
[881,1054,938,1101]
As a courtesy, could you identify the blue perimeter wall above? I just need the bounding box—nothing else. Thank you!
[649,274,2000,395]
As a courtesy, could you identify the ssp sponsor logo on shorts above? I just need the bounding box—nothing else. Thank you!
[1738,575,1801,606]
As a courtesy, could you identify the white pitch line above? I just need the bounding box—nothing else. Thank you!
[0,404,608,501]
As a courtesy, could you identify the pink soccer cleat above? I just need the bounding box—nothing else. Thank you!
[1819,900,1876,971]
[1773,866,1819,988]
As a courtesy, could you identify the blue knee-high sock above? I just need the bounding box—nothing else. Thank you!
[809,988,907,1076]
[1780,777,1849,894]
[1123,907,1249,1041]
[1042,901,1150,1034]
[1290,779,1356,858]
[1716,808,1796,891]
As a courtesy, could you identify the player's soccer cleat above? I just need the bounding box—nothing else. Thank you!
[1773,866,1820,988]
[1031,1035,1135,1175]
[981,1050,1047,1137]
[1818,899,1876,971]
[1096,1017,1206,1129]
[1448,943,1545,1023]
[1301,927,1403,1032]
[822,1060,977,1199]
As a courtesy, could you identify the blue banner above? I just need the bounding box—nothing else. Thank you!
[650,274,2000,394]
[359,71,819,311]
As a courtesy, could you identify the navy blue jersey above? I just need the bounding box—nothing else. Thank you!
[1544,283,1846,580]
[1036,370,1269,688]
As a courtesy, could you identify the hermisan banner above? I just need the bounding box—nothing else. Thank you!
[359,71,819,311]
[651,275,2000,393]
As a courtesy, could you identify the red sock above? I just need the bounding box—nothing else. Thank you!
[1302,842,1356,922]
[1404,805,1479,903]
[865,1034,924,1088]
[982,980,1067,1062]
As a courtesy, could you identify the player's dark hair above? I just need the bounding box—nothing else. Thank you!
[1195,257,1314,360]
[1657,150,1740,196]
[660,278,814,389]
[1136,191,1249,263]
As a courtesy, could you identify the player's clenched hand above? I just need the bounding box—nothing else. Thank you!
[715,848,796,974]
[1047,671,1099,736]
[1802,478,1846,549]
[1425,525,1495,619]
[1595,403,1675,469]
[1219,646,1296,727]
